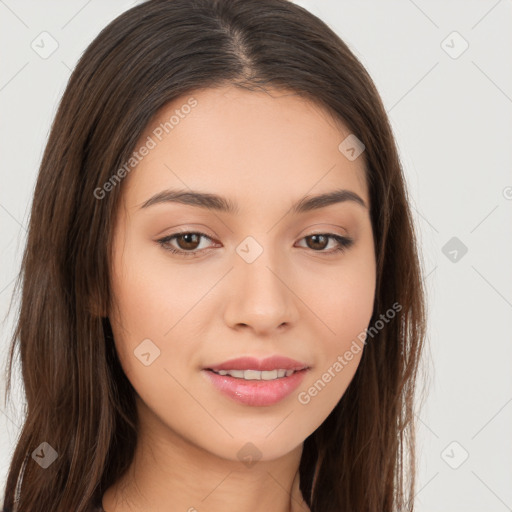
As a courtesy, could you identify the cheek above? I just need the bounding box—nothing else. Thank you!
[294,292,370,434]
[295,247,375,417]
[108,236,183,384]
[109,232,219,407]
[304,240,376,348]
[109,231,189,338]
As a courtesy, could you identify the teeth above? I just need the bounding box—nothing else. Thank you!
[213,369,298,380]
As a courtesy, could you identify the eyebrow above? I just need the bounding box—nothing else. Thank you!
[139,187,367,214]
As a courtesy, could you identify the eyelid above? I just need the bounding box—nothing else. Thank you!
[296,222,350,237]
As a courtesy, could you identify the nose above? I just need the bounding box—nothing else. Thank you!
[223,244,300,336]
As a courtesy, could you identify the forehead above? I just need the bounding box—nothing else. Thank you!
[122,85,369,211]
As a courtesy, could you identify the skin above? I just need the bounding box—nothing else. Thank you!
[102,85,376,512]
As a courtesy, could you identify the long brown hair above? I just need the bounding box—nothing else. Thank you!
[2,0,427,510]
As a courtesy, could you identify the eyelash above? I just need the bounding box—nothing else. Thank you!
[156,231,354,258]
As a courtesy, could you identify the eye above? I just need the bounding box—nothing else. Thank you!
[156,231,354,257]
[295,233,354,254]
[157,231,217,257]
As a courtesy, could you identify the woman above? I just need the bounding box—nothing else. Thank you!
[2,0,427,510]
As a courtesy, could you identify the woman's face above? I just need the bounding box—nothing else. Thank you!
[109,85,376,462]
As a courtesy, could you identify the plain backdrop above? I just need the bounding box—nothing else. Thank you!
[1,1,511,510]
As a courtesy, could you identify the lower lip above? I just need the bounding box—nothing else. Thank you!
[202,369,308,407]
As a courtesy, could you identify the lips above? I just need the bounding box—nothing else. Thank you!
[202,355,310,407]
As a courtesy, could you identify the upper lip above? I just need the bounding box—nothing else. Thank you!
[205,356,309,372]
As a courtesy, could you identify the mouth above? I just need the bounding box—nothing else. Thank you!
[202,356,310,407]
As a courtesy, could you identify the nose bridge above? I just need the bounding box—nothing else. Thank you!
[236,233,285,298]
[224,233,298,331]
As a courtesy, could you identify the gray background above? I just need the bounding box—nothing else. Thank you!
[1,0,511,510]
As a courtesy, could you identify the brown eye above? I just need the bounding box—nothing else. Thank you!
[305,234,329,250]
[174,233,202,250]
[157,231,216,257]
[297,233,354,254]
